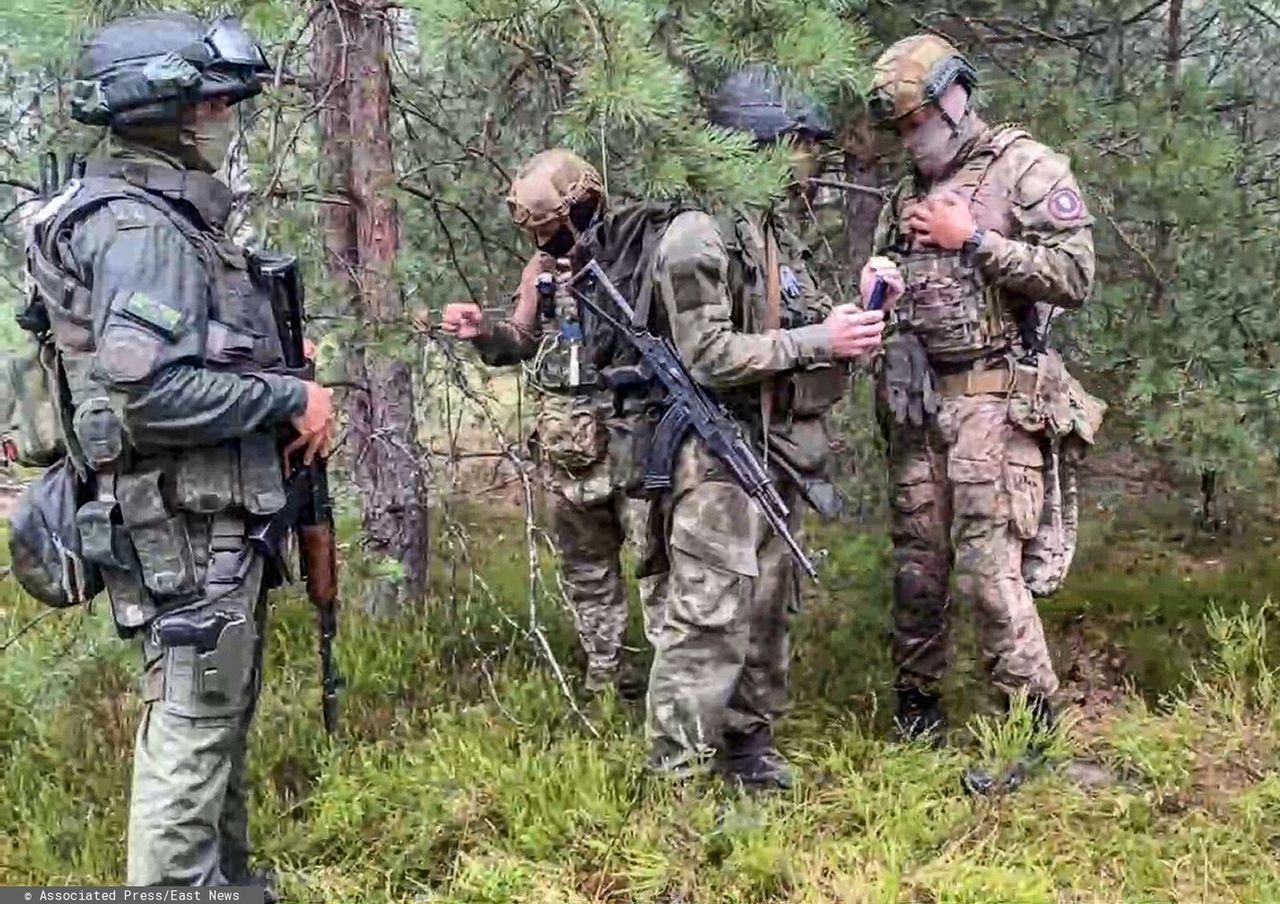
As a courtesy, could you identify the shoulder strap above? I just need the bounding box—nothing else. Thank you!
[28,176,216,320]
[954,125,1033,199]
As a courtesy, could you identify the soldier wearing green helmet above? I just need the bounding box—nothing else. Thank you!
[861,34,1105,791]
[22,11,334,892]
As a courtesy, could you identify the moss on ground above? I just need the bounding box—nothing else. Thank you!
[2,505,1278,902]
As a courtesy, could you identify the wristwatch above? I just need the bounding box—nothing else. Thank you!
[962,225,987,261]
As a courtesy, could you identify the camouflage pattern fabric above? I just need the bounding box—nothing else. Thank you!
[645,208,837,775]
[548,455,660,688]
[646,436,804,772]
[538,391,660,688]
[874,123,1095,365]
[888,397,1056,696]
[875,121,1099,700]
[867,34,976,125]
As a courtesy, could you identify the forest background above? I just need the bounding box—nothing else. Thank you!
[2,1,1280,902]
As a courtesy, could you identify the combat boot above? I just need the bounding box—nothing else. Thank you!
[962,693,1057,796]
[236,868,279,903]
[894,687,947,746]
[719,726,794,791]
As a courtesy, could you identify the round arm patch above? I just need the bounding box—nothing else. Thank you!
[1047,187,1085,223]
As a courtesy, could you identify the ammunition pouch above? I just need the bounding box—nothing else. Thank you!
[530,391,608,474]
[116,468,200,600]
[72,396,125,470]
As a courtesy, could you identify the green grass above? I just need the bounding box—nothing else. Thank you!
[2,503,1279,902]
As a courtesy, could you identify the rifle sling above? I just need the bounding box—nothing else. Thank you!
[761,222,783,465]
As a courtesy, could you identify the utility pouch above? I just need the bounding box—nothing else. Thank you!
[880,333,937,427]
[601,364,661,497]
[237,434,285,515]
[117,468,199,598]
[782,363,848,418]
[72,396,125,470]
[175,443,238,514]
[530,392,606,473]
[77,499,131,569]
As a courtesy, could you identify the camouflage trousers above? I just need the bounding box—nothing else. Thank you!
[646,437,802,773]
[127,548,266,886]
[549,457,662,686]
[889,394,1058,698]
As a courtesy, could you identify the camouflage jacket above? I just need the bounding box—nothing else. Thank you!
[651,207,844,473]
[874,122,1095,364]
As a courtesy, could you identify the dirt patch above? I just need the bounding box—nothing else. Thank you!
[1058,620,1130,742]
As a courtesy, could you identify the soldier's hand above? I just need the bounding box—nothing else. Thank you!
[440,302,488,340]
[521,250,556,283]
[287,381,335,465]
[859,256,905,310]
[824,306,886,359]
[904,191,975,251]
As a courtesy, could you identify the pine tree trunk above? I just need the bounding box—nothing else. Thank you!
[842,117,885,275]
[313,0,429,611]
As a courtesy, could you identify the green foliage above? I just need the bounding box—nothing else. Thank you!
[4,510,1280,900]
[409,0,870,208]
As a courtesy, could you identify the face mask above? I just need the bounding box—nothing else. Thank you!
[903,111,963,179]
[181,110,238,174]
[537,224,576,258]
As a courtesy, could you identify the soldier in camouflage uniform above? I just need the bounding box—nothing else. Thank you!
[25,13,333,888]
[862,35,1105,765]
[644,66,886,788]
[441,150,659,695]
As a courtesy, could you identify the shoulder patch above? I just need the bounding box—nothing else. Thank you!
[1046,187,1085,222]
[659,210,724,266]
[120,292,184,338]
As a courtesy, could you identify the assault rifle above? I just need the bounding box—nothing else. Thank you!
[247,252,343,736]
[567,260,818,581]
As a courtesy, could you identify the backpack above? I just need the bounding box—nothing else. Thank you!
[7,160,101,608]
[580,201,693,497]
[9,456,101,607]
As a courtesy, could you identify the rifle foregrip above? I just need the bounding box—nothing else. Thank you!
[644,404,693,494]
[300,524,338,606]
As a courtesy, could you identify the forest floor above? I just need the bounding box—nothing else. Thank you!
[2,495,1279,903]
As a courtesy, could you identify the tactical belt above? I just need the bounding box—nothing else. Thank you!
[935,360,1037,398]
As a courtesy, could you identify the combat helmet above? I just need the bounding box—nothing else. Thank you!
[708,64,834,143]
[506,149,604,232]
[866,34,977,127]
[70,12,270,128]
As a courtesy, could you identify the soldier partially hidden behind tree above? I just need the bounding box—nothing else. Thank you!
[22,12,333,890]
[863,34,1106,790]
[441,150,662,696]
[643,67,886,789]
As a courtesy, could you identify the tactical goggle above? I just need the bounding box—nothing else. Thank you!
[183,17,271,74]
[866,55,978,126]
